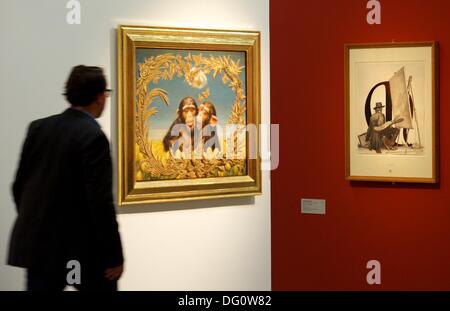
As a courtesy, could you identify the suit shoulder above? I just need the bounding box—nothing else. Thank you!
[32,113,60,124]
[60,110,102,132]
[27,113,62,131]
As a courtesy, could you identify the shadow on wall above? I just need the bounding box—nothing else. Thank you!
[349,180,440,190]
[117,196,256,215]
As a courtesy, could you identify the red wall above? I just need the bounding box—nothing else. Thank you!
[271,0,450,290]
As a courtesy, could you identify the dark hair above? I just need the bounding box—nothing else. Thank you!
[178,96,198,113]
[64,65,107,106]
[202,101,217,117]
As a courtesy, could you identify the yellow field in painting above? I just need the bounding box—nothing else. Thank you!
[135,140,246,181]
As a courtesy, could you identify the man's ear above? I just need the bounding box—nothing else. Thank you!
[95,93,104,103]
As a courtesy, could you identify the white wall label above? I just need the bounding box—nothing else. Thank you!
[301,199,326,215]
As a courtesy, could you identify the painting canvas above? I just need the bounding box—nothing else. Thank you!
[345,42,438,183]
[134,48,247,181]
[118,26,261,205]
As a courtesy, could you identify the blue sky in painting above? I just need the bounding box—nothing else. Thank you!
[135,48,247,141]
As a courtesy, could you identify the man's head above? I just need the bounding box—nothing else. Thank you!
[64,65,110,118]
[374,102,385,113]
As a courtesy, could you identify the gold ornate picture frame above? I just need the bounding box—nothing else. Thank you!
[345,42,439,183]
[117,25,261,205]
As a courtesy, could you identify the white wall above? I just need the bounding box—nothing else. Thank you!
[0,0,270,290]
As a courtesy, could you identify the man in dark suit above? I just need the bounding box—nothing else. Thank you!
[8,65,124,291]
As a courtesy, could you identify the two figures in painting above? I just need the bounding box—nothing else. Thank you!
[359,67,423,154]
[163,97,219,158]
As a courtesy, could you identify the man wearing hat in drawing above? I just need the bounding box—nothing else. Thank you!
[366,102,402,153]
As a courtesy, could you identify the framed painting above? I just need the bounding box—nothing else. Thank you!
[117,25,261,205]
[345,42,438,183]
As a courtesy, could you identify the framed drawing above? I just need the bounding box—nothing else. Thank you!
[117,25,261,205]
[345,42,438,183]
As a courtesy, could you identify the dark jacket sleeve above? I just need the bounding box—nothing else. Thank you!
[12,122,36,211]
[81,132,124,268]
